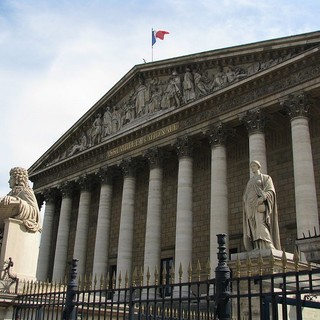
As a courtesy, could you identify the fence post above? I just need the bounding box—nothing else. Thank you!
[63,259,79,320]
[215,233,231,320]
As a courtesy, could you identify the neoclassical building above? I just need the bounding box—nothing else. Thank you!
[30,31,320,284]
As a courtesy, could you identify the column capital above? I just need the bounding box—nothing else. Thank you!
[58,181,74,198]
[208,122,233,146]
[96,167,114,185]
[239,108,267,134]
[41,188,57,203]
[75,175,93,191]
[144,147,163,169]
[119,158,137,177]
[174,136,193,158]
[281,92,311,120]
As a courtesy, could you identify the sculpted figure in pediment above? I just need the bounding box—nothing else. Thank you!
[193,70,211,97]
[103,107,113,136]
[183,68,195,103]
[112,106,122,133]
[164,71,182,109]
[212,65,227,89]
[90,113,103,146]
[0,167,40,232]
[123,95,135,125]
[134,77,149,118]
[68,131,88,156]
[148,77,162,113]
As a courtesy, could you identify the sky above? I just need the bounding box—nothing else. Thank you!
[0,0,319,197]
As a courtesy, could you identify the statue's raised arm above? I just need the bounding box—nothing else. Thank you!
[0,167,41,232]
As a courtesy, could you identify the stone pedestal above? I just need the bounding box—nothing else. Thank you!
[0,218,40,281]
[296,236,320,264]
[229,249,311,320]
[229,249,309,276]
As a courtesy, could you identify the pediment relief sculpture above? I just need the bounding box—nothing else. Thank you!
[48,51,293,166]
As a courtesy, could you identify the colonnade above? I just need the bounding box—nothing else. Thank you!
[37,95,320,284]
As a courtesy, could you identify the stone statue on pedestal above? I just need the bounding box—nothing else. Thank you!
[243,160,281,251]
[0,167,40,233]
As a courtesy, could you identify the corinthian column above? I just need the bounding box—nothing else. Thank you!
[116,159,136,287]
[282,93,320,238]
[241,108,268,174]
[73,175,92,277]
[52,182,73,281]
[143,148,163,284]
[208,123,230,276]
[174,137,193,284]
[92,168,113,278]
[37,189,56,281]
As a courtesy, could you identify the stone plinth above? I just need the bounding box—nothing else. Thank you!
[230,249,310,277]
[0,218,40,281]
[296,236,320,264]
[229,249,315,320]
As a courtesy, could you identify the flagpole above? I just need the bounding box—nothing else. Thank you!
[151,28,154,62]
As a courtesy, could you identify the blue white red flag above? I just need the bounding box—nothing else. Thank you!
[152,30,170,46]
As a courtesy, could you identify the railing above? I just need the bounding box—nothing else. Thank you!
[10,235,320,319]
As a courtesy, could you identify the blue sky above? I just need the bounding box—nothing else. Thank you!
[0,0,319,196]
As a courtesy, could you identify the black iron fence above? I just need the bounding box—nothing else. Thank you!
[10,235,320,319]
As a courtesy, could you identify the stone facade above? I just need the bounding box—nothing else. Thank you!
[29,31,320,283]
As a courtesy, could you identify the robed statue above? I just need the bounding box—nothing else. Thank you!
[0,167,41,232]
[243,161,281,251]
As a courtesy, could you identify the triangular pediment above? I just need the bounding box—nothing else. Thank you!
[29,31,320,176]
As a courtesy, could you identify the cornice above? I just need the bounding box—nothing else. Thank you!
[28,34,320,174]
[29,42,320,191]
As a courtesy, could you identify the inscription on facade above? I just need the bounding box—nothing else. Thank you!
[107,123,179,157]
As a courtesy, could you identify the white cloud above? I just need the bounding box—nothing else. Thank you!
[0,0,319,196]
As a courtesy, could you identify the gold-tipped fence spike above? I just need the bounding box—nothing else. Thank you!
[146,266,151,286]
[206,258,211,279]
[125,271,129,288]
[132,267,137,286]
[293,247,300,271]
[118,271,122,288]
[78,275,82,290]
[100,274,105,290]
[112,271,116,289]
[188,262,192,282]
[179,263,183,283]
[258,252,264,276]
[84,274,88,290]
[246,254,252,277]
[196,260,201,281]
[89,273,93,290]
[236,254,241,278]
[282,249,287,272]
[171,263,175,284]
[269,250,275,273]
[105,273,109,290]
[104,273,108,289]
[93,274,97,290]
[154,265,159,285]
[140,266,144,286]
[162,266,167,285]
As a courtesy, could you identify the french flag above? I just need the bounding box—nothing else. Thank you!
[152,29,170,46]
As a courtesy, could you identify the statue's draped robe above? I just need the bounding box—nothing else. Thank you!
[243,174,281,251]
[6,186,41,232]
